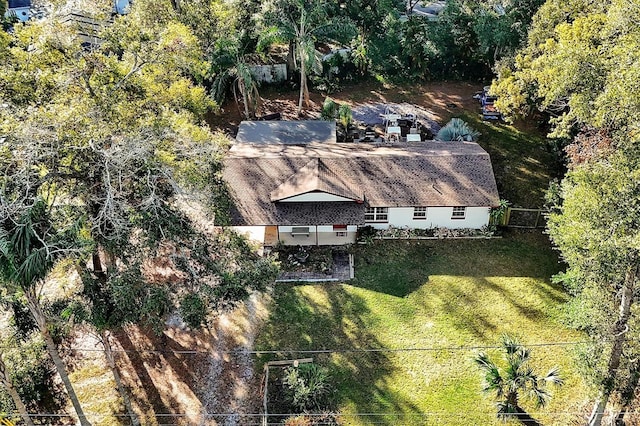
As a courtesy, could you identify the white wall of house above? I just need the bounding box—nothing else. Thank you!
[279,193,355,202]
[277,225,357,246]
[366,206,491,230]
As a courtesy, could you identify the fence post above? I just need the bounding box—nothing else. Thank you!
[263,365,269,426]
[503,207,512,227]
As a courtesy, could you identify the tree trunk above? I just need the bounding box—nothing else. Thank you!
[287,40,296,77]
[612,358,640,426]
[588,266,638,426]
[25,290,92,426]
[100,330,139,426]
[240,79,250,119]
[513,406,542,426]
[303,64,310,108]
[297,54,305,115]
[0,354,35,426]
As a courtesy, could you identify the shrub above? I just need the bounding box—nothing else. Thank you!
[436,118,480,141]
[283,364,331,412]
[338,104,352,129]
[356,225,378,242]
[321,97,338,120]
[179,293,207,328]
[284,416,312,426]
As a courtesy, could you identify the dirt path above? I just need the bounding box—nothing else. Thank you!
[198,292,271,426]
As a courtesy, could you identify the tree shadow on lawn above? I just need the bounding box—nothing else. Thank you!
[257,283,424,425]
[351,236,564,298]
[350,237,569,340]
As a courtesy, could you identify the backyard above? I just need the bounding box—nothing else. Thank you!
[255,232,590,425]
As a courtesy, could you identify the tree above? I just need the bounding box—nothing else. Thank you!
[259,0,354,115]
[0,7,258,425]
[547,146,640,426]
[0,351,34,426]
[210,37,260,119]
[491,1,640,424]
[475,335,563,425]
[0,201,92,426]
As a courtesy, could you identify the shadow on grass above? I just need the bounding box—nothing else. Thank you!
[351,235,563,297]
[349,235,568,341]
[257,283,424,425]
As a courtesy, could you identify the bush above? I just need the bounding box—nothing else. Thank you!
[356,225,378,242]
[436,118,480,141]
[179,293,207,328]
[283,364,331,412]
[0,337,65,414]
[321,97,338,120]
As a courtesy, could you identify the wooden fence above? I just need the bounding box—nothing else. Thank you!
[502,207,548,229]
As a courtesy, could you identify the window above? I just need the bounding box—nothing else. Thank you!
[291,226,310,236]
[413,207,427,220]
[451,206,466,219]
[333,224,348,237]
[365,207,388,222]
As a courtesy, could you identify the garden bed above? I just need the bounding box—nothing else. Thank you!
[357,225,496,242]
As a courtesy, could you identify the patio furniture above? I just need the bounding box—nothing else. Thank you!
[406,134,422,142]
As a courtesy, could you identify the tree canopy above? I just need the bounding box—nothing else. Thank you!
[493,0,640,423]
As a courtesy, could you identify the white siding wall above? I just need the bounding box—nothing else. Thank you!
[249,64,287,83]
[277,225,357,246]
[367,207,490,230]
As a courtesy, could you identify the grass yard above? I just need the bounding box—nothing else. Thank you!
[456,112,560,208]
[255,232,590,425]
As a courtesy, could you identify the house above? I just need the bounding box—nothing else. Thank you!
[221,120,500,246]
[5,0,31,22]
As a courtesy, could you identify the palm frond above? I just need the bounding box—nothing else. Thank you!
[15,246,50,287]
[210,69,232,104]
[543,366,564,386]
[436,118,480,141]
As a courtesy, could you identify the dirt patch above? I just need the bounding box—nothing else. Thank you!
[103,292,272,426]
[206,80,484,136]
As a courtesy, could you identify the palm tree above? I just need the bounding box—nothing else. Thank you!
[436,118,480,141]
[474,335,563,425]
[0,200,92,426]
[210,38,260,119]
[259,0,354,115]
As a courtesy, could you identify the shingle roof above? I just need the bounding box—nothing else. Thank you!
[222,140,500,226]
[236,120,336,145]
[270,158,364,202]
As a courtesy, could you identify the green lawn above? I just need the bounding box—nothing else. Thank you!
[256,233,590,425]
[456,112,560,209]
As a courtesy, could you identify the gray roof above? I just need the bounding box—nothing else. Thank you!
[222,139,500,226]
[236,120,336,145]
[8,0,31,8]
